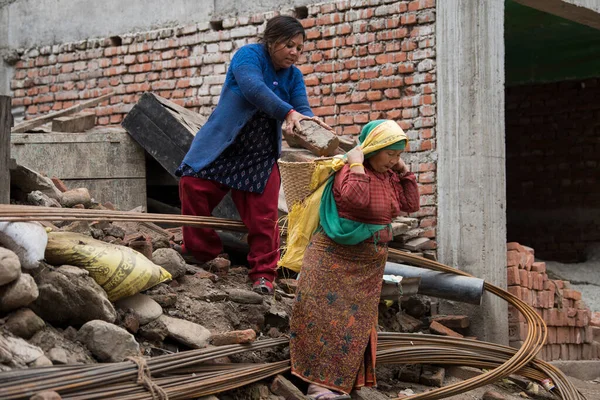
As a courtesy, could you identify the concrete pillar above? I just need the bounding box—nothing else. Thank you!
[436,0,508,344]
[0,5,11,96]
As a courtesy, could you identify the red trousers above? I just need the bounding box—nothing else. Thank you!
[179,166,280,282]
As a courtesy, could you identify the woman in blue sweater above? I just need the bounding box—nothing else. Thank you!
[176,15,325,294]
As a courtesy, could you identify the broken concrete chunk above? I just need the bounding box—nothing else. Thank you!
[420,365,445,387]
[10,164,63,200]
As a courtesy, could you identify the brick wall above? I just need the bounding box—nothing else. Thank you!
[506,78,600,262]
[9,0,437,238]
[506,242,598,361]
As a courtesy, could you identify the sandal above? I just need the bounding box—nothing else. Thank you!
[252,277,274,294]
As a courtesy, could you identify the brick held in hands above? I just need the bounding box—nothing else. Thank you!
[285,119,340,157]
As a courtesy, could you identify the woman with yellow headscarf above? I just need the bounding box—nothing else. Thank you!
[289,120,420,400]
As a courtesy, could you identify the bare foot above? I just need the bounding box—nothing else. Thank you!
[306,384,349,400]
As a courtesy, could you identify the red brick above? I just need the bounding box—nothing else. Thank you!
[591,311,600,327]
[51,177,68,192]
[576,309,590,327]
[429,321,463,338]
[518,269,529,288]
[530,262,544,274]
[211,329,256,346]
[507,250,520,267]
[556,326,570,343]
[563,289,582,301]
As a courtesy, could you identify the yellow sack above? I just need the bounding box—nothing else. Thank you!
[278,120,408,272]
[45,231,172,301]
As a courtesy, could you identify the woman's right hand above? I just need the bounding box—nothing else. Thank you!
[346,146,364,165]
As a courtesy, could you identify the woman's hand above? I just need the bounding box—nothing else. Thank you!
[283,111,334,137]
[346,146,364,165]
[392,157,409,175]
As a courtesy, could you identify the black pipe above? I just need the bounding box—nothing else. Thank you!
[384,262,484,305]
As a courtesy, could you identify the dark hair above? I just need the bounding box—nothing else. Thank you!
[261,15,306,47]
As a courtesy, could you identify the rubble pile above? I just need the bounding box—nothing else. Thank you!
[1,163,597,400]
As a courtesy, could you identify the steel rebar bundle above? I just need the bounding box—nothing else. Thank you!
[0,205,586,399]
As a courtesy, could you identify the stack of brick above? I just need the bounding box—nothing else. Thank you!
[506,242,599,361]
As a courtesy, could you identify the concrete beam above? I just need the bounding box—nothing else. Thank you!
[437,0,508,344]
[515,0,600,30]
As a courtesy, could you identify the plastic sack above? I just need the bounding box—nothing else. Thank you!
[0,222,48,269]
[45,231,171,301]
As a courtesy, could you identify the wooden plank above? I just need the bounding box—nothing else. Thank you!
[51,112,96,132]
[121,107,186,176]
[0,96,12,204]
[152,93,206,136]
[11,130,145,179]
[12,91,113,133]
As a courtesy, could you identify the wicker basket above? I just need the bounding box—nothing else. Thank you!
[278,159,317,208]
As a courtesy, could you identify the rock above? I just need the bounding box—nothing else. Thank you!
[138,318,169,342]
[227,289,263,305]
[159,315,211,349]
[30,391,63,400]
[47,347,69,365]
[102,224,125,240]
[10,164,63,200]
[397,312,423,333]
[149,293,178,308]
[61,221,92,235]
[193,269,219,282]
[29,326,95,364]
[278,279,298,294]
[399,364,422,383]
[203,257,230,276]
[0,273,39,313]
[120,311,140,334]
[151,236,170,250]
[30,355,53,367]
[77,320,140,362]
[483,391,507,400]
[0,247,21,286]
[115,293,163,325]
[0,334,45,368]
[212,329,257,346]
[4,308,45,339]
[30,265,117,326]
[420,365,445,387]
[60,188,92,208]
[152,248,187,279]
[401,296,429,318]
[265,305,289,328]
[27,191,62,208]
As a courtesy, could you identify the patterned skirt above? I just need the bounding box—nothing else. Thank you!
[289,232,387,394]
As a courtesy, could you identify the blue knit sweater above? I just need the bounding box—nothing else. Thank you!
[181,43,314,172]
